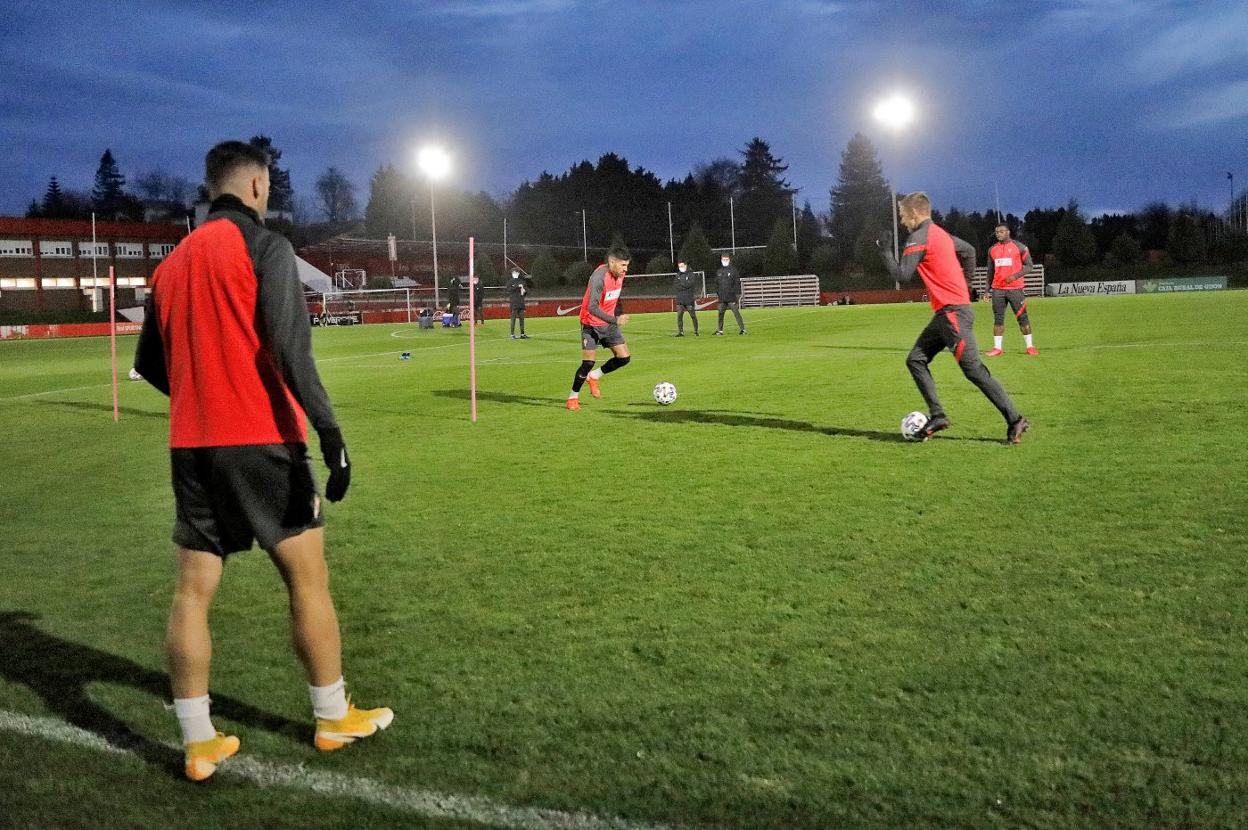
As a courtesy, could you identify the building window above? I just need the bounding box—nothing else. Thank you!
[0,240,34,257]
[41,278,78,289]
[39,240,74,258]
[78,241,111,257]
[148,242,176,259]
[115,243,145,259]
[0,278,37,289]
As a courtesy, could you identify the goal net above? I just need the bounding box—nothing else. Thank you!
[622,270,706,298]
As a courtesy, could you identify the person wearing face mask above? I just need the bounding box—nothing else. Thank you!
[673,259,699,336]
[505,267,533,339]
[714,253,745,335]
[470,273,486,326]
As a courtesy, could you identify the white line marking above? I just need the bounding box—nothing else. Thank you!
[0,382,115,403]
[0,710,677,830]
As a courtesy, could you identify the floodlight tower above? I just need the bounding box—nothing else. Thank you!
[417,145,451,308]
[873,93,915,281]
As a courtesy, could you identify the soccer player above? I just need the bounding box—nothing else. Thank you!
[985,224,1039,356]
[471,273,485,326]
[673,259,699,336]
[446,274,463,319]
[134,141,392,782]
[880,192,1030,444]
[505,267,532,339]
[714,253,746,335]
[566,246,632,410]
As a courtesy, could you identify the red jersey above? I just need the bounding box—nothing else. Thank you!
[989,240,1030,289]
[139,198,338,449]
[899,221,974,311]
[579,264,624,326]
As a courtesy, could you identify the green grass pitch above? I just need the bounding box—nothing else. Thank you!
[0,292,1245,829]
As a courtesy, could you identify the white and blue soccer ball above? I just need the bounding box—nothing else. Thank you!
[900,411,928,441]
[653,381,678,406]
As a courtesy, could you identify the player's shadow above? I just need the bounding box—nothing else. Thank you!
[607,407,1003,444]
[432,388,565,408]
[811,344,905,353]
[36,399,167,420]
[0,610,304,778]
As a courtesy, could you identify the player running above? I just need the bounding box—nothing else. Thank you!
[985,224,1038,356]
[880,192,1030,444]
[566,246,632,410]
[134,141,392,781]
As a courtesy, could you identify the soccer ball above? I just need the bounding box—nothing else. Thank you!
[653,381,678,406]
[900,411,928,441]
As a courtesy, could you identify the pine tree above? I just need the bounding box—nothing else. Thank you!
[1167,210,1207,264]
[473,252,498,283]
[828,133,893,265]
[364,165,411,238]
[678,223,715,279]
[795,201,824,269]
[736,138,793,246]
[1052,200,1099,266]
[92,149,127,217]
[763,218,797,276]
[249,135,294,212]
[41,176,67,218]
[530,248,561,287]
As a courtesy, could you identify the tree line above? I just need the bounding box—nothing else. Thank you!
[21,133,1248,288]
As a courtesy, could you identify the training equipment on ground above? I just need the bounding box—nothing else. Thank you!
[653,382,678,406]
[901,411,928,441]
[315,700,395,752]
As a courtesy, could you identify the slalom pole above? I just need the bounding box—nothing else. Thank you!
[109,265,119,422]
[468,237,477,423]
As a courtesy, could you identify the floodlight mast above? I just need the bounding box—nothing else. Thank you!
[873,94,916,282]
[417,146,451,309]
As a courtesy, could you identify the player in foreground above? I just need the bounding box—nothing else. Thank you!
[985,224,1039,356]
[566,246,632,410]
[880,192,1030,444]
[134,141,392,782]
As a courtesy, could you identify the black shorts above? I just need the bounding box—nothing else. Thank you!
[171,443,324,557]
[992,288,1030,326]
[581,323,625,350]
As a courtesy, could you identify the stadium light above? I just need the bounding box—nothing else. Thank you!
[416,145,452,308]
[872,93,916,282]
[873,94,915,131]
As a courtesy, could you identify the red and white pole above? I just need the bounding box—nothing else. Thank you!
[468,237,478,423]
[108,265,119,422]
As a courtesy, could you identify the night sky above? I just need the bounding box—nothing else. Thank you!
[3,0,1246,223]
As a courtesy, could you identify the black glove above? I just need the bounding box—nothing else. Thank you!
[875,229,894,251]
[318,427,351,502]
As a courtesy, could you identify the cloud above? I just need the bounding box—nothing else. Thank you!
[1131,6,1248,84]
[427,0,578,17]
[1162,79,1248,128]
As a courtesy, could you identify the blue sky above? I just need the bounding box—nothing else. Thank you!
[2,0,1246,222]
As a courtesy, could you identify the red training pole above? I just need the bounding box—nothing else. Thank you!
[468,237,478,423]
[109,265,119,422]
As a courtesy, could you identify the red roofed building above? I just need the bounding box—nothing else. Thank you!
[0,217,186,314]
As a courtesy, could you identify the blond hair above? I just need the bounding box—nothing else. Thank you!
[898,191,931,217]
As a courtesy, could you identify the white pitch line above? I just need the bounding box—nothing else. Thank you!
[0,710,678,830]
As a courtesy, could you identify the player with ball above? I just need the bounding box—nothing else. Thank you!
[881,192,1030,444]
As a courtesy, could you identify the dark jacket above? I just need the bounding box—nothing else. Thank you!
[673,269,698,305]
[447,276,462,307]
[715,265,742,301]
[505,273,532,307]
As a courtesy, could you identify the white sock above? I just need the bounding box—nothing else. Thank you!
[588,368,603,381]
[993,335,1003,350]
[173,695,216,744]
[1024,333,1034,348]
[309,677,349,720]
[568,390,579,400]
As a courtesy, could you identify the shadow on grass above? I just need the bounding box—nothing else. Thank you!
[605,407,1005,444]
[0,610,304,779]
[36,399,166,420]
[810,343,905,353]
[432,388,565,408]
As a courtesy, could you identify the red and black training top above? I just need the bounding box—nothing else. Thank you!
[883,219,977,311]
[134,195,338,449]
